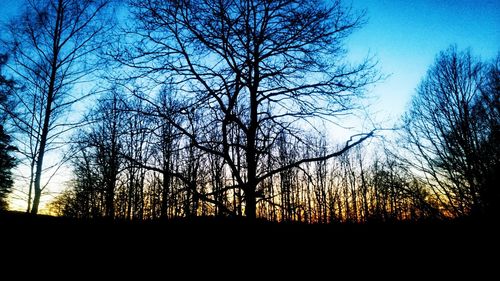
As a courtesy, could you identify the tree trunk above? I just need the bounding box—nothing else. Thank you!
[245,107,258,219]
[244,184,256,220]
[245,111,258,219]
[161,167,170,219]
[26,162,34,213]
[31,94,52,214]
[244,41,261,220]
[30,0,64,214]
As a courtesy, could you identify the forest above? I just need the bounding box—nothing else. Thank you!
[0,0,498,224]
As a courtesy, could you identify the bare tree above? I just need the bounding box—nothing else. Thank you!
[3,0,112,214]
[402,47,499,218]
[63,90,127,219]
[118,0,378,219]
[476,55,500,217]
[120,96,152,220]
[91,90,124,219]
[152,90,183,219]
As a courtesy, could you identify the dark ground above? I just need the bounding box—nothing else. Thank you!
[1,210,496,243]
[0,211,496,277]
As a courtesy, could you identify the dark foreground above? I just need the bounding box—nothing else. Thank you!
[1,211,496,247]
[0,211,497,276]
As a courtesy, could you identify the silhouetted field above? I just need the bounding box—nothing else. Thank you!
[0,211,496,276]
[1,211,495,244]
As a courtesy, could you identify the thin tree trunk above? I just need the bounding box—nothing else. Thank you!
[31,1,63,214]
[26,162,34,213]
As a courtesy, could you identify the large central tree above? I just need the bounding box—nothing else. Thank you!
[122,0,377,219]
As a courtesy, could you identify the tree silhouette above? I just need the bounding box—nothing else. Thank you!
[0,127,16,211]
[0,54,16,211]
[3,0,112,214]
[117,0,378,219]
[478,56,500,217]
[402,47,500,218]
[71,90,126,219]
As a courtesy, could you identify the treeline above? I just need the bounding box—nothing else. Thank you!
[0,0,498,222]
[50,44,499,222]
[50,122,435,223]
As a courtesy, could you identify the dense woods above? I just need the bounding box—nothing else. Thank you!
[0,0,497,223]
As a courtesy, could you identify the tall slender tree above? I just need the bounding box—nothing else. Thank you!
[3,0,112,213]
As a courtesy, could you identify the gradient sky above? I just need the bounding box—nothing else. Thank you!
[347,0,499,124]
[1,0,498,123]
[1,0,499,211]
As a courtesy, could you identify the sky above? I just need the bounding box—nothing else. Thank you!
[347,0,499,124]
[0,0,499,212]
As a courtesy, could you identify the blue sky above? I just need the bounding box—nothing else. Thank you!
[1,0,498,123]
[347,0,499,124]
[0,0,19,20]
